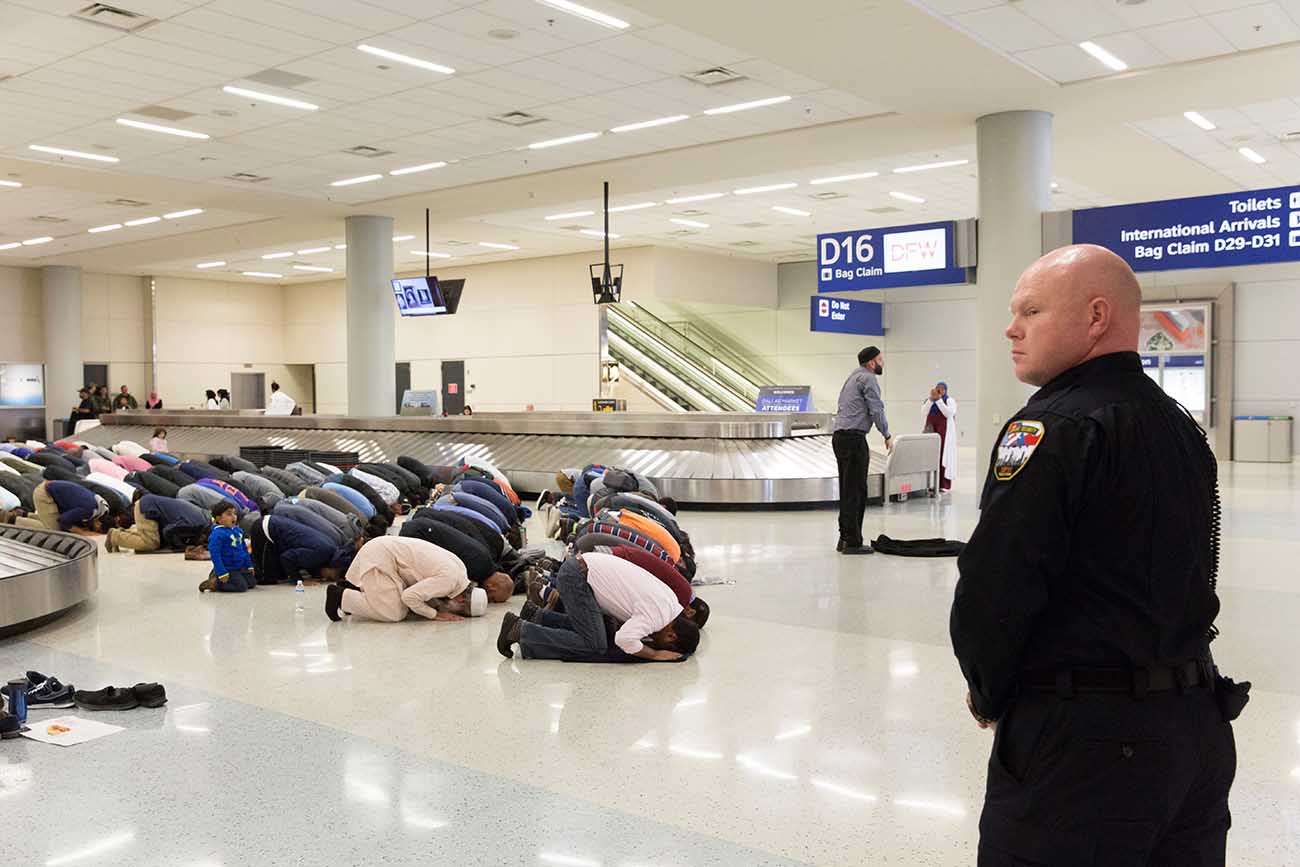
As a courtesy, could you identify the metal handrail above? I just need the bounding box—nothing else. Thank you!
[619,301,779,393]
[607,311,752,411]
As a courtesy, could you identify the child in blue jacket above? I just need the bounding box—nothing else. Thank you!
[199,502,256,593]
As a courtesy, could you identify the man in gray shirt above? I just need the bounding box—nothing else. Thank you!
[832,346,892,554]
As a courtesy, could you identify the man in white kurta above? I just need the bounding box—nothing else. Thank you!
[339,536,477,622]
[923,382,958,492]
[266,381,296,416]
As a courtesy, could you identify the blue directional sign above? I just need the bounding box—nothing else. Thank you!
[810,295,883,336]
[1073,184,1300,273]
[817,220,969,292]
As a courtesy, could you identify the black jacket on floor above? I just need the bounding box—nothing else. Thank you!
[872,535,966,557]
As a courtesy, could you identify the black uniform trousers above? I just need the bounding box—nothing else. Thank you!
[832,429,869,547]
[978,687,1235,867]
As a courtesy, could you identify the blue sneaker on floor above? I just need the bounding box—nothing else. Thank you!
[27,677,75,709]
[0,711,21,739]
[25,670,48,690]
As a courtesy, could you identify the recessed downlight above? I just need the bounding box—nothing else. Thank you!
[1238,146,1267,165]
[0,180,24,189]
[1184,111,1216,131]
[1078,41,1128,72]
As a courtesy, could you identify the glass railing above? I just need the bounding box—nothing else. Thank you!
[619,301,780,395]
[607,309,752,411]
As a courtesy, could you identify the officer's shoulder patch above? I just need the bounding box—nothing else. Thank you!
[994,419,1046,482]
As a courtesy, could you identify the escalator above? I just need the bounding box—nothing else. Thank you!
[606,303,771,413]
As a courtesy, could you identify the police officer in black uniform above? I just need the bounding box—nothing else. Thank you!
[951,245,1248,865]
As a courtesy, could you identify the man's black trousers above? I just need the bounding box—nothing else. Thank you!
[977,688,1235,866]
[832,430,869,548]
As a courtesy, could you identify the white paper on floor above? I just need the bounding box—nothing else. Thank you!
[691,576,736,586]
[21,715,124,747]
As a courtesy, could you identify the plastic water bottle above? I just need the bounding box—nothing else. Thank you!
[294,579,306,611]
[898,483,911,503]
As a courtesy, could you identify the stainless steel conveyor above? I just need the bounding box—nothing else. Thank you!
[0,525,99,634]
[80,411,889,508]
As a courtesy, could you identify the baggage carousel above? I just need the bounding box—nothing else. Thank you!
[81,411,889,508]
[0,525,99,635]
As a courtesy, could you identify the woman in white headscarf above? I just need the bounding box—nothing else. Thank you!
[923,382,957,492]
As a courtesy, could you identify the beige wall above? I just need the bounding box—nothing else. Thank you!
[0,266,43,362]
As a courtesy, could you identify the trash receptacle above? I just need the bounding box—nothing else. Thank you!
[1233,416,1293,463]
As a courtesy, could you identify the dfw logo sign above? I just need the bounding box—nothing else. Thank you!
[817,221,969,292]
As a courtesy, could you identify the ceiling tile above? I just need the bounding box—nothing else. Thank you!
[270,0,419,30]
[202,0,378,44]
[1014,44,1111,82]
[951,6,1061,52]
[1207,2,1300,49]
[1109,0,1200,27]
[1015,0,1128,42]
[1139,17,1236,60]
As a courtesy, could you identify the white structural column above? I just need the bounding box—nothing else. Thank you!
[345,215,396,417]
[40,265,83,439]
[974,110,1052,464]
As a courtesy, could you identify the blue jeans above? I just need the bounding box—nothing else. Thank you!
[520,558,627,663]
[210,568,256,592]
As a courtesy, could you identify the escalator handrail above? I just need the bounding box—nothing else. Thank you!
[608,317,750,411]
[620,301,773,393]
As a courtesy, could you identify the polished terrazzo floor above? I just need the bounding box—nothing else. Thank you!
[5,453,1299,866]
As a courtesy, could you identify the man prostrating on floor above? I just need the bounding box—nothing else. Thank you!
[326,535,487,624]
[497,553,699,663]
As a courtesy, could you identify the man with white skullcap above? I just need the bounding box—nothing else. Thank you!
[326,534,487,623]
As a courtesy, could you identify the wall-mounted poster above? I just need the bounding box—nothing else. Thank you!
[0,364,44,407]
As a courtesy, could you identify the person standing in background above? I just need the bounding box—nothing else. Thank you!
[145,391,163,410]
[266,381,296,416]
[149,428,169,453]
[117,385,138,410]
[831,346,891,556]
[923,382,957,493]
[217,388,232,410]
[204,390,219,410]
[91,384,112,415]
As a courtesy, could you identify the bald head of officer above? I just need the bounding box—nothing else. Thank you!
[1005,244,1142,387]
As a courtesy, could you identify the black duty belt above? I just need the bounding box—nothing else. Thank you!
[1020,660,1208,699]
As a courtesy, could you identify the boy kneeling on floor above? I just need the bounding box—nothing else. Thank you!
[200,501,256,593]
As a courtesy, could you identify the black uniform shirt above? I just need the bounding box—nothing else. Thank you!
[950,352,1221,720]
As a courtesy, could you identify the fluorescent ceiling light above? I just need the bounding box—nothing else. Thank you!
[0,180,23,188]
[29,144,119,163]
[1183,111,1216,131]
[734,182,797,195]
[1078,41,1128,72]
[0,242,21,250]
[196,261,225,269]
[889,191,926,203]
[163,208,203,219]
[670,218,709,229]
[222,85,319,111]
[124,216,160,226]
[412,250,452,258]
[703,95,791,115]
[893,159,969,174]
[22,236,53,245]
[116,117,209,140]
[1051,181,1060,189]
[262,251,293,259]
[297,246,331,255]
[536,0,630,30]
[292,265,334,272]
[356,44,454,75]
[88,224,122,233]
[334,244,347,250]
[389,161,447,176]
[392,235,415,242]
[772,205,811,217]
[546,210,594,221]
[610,114,690,133]
[580,229,620,238]
[666,192,725,204]
[528,132,601,150]
[608,201,656,212]
[1238,146,1267,164]
[330,174,382,187]
[479,241,520,250]
[242,271,282,278]
[810,171,879,185]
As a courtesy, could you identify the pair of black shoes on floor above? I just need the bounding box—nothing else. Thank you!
[325,580,361,622]
[73,682,167,711]
[836,539,874,555]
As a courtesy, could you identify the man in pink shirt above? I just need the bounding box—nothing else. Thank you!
[497,552,700,662]
[328,535,487,623]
